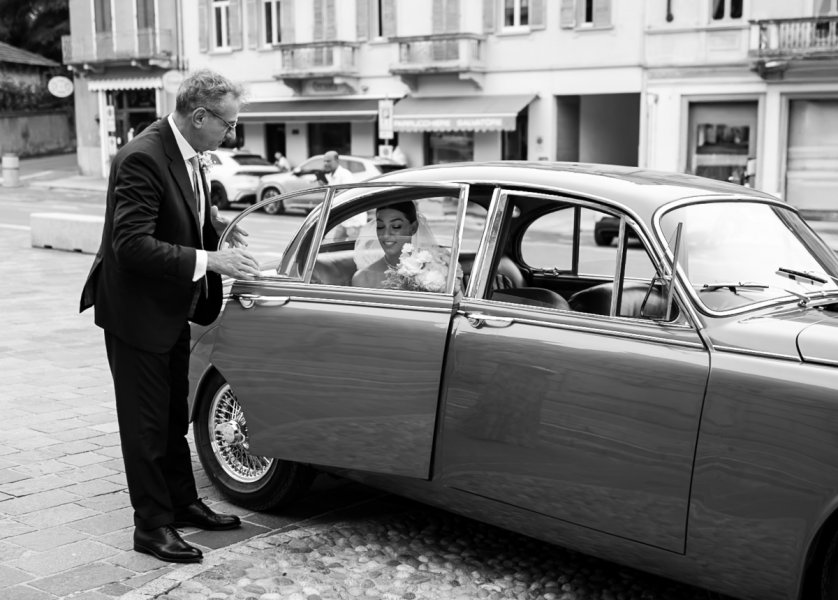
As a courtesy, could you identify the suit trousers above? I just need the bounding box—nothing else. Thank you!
[104,325,198,530]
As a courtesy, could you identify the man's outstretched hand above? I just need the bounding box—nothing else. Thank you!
[211,206,249,248]
[207,248,261,280]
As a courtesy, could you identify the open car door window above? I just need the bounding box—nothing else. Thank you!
[210,182,474,480]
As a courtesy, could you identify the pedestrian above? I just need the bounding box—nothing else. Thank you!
[274,151,291,172]
[323,150,363,241]
[79,69,261,564]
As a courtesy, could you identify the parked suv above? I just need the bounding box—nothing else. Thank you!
[206,149,279,210]
[255,154,406,215]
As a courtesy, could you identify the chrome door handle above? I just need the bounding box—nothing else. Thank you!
[226,293,290,309]
[463,312,514,328]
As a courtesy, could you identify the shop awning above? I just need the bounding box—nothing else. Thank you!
[393,94,535,132]
[239,98,381,123]
[87,76,162,91]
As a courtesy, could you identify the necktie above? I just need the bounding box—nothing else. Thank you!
[188,155,208,298]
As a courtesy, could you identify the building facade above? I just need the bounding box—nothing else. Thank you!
[63,0,838,216]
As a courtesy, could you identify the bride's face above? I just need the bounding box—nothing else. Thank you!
[376,208,418,261]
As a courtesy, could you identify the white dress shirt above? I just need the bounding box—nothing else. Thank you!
[167,114,208,282]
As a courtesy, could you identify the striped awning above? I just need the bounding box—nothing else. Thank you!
[87,77,162,91]
[239,98,380,122]
[393,94,535,132]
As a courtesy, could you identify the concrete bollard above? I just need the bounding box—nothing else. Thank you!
[2,154,20,187]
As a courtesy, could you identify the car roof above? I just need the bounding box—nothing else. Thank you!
[372,161,781,222]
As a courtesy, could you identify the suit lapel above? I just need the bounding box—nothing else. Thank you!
[160,118,201,235]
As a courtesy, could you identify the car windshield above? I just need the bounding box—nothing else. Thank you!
[232,154,273,166]
[659,200,838,312]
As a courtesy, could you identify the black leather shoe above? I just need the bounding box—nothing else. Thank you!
[133,525,202,563]
[172,498,241,531]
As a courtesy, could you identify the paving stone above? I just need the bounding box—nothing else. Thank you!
[29,562,133,596]
[0,539,28,562]
[9,526,90,552]
[67,508,133,536]
[8,540,118,577]
[63,478,124,499]
[1,474,75,497]
[16,503,100,530]
[95,527,133,551]
[0,564,31,587]
[0,469,29,485]
[0,519,36,541]
[2,585,53,600]
[76,492,129,514]
[57,451,112,468]
[181,522,270,551]
[0,489,78,516]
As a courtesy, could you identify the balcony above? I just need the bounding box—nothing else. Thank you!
[389,33,486,90]
[750,17,838,78]
[62,28,175,69]
[274,41,360,94]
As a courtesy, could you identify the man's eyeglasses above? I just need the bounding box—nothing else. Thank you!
[202,106,237,132]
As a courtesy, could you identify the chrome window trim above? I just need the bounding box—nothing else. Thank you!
[466,187,505,299]
[712,345,801,362]
[287,294,453,314]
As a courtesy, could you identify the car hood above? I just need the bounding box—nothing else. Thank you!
[705,304,838,363]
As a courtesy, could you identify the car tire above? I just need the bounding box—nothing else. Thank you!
[820,531,838,600]
[211,183,230,210]
[194,372,315,511]
[261,188,284,215]
[594,230,614,247]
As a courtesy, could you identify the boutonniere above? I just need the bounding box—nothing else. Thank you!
[198,152,213,172]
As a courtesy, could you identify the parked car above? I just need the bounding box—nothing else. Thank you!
[205,149,279,210]
[254,154,405,215]
[188,162,838,600]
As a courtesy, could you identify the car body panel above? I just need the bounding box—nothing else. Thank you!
[188,162,838,600]
[207,149,279,203]
[209,280,456,478]
[437,298,709,553]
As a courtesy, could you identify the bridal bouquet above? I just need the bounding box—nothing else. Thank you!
[384,243,460,293]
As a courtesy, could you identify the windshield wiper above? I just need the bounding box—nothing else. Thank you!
[700,282,769,293]
[776,267,828,285]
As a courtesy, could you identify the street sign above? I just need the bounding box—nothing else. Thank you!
[162,70,185,94]
[47,76,74,98]
[378,99,394,140]
[105,105,116,133]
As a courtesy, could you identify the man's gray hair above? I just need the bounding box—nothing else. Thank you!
[175,69,246,115]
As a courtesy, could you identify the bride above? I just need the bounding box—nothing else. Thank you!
[352,200,455,291]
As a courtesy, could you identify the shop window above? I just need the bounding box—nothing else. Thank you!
[308,122,351,157]
[213,0,231,48]
[687,101,757,186]
[502,110,528,160]
[427,132,474,164]
[711,0,742,21]
[263,0,281,45]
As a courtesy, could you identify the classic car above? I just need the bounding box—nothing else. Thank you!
[188,162,838,600]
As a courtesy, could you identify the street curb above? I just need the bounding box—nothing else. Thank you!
[122,492,390,599]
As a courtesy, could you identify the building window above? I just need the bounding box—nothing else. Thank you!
[565,0,610,28]
[137,0,155,29]
[213,0,231,48]
[818,0,838,14]
[711,0,742,21]
[426,132,474,164]
[504,0,529,28]
[94,0,112,33]
[263,0,281,45]
[372,0,385,37]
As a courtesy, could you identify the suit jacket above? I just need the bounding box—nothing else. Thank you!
[79,118,222,353]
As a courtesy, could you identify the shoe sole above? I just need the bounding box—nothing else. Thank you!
[171,520,241,531]
[134,543,202,563]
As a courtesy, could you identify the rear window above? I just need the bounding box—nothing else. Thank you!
[232,155,273,166]
[377,164,406,174]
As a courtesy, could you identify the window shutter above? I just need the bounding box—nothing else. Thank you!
[314,0,324,40]
[559,0,575,28]
[381,0,396,37]
[445,0,460,32]
[483,0,495,32]
[246,0,258,48]
[593,0,611,26]
[357,0,369,40]
[281,0,295,43]
[530,0,546,29]
[230,0,243,49]
[326,0,336,39]
[198,0,210,51]
[433,0,444,32]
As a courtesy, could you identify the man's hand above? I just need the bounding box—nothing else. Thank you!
[207,248,261,280]
[211,206,249,248]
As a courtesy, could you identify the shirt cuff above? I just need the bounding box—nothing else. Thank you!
[193,249,208,281]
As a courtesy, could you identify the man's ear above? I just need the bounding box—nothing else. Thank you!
[191,107,206,129]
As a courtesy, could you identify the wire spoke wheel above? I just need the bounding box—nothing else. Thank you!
[208,383,273,483]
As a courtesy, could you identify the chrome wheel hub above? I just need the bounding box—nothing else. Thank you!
[208,383,273,483]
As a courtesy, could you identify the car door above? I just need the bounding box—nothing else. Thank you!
[436,189,710,553]
[209,183,472,479]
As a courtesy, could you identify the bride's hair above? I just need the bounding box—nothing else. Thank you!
[378,200,417,223]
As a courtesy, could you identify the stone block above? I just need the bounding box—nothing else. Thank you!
[29,213,104,254]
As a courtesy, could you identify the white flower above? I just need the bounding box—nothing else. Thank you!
[198,152,213,171]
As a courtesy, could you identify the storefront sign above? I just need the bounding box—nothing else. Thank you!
[393,115,512,132]
[105,105,116,133]
[378,99,394,139]
[47,76,74,98]
[162,70,184,94]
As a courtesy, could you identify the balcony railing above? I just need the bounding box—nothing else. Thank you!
[62,28,175,65]
[390,33,485,75]
[750,16,838,59]
[275,41,359,79]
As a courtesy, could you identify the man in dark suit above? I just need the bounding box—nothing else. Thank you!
[80,70,261,563]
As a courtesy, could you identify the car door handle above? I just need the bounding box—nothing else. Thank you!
[463,312,514,328]
[226,293,290,309]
